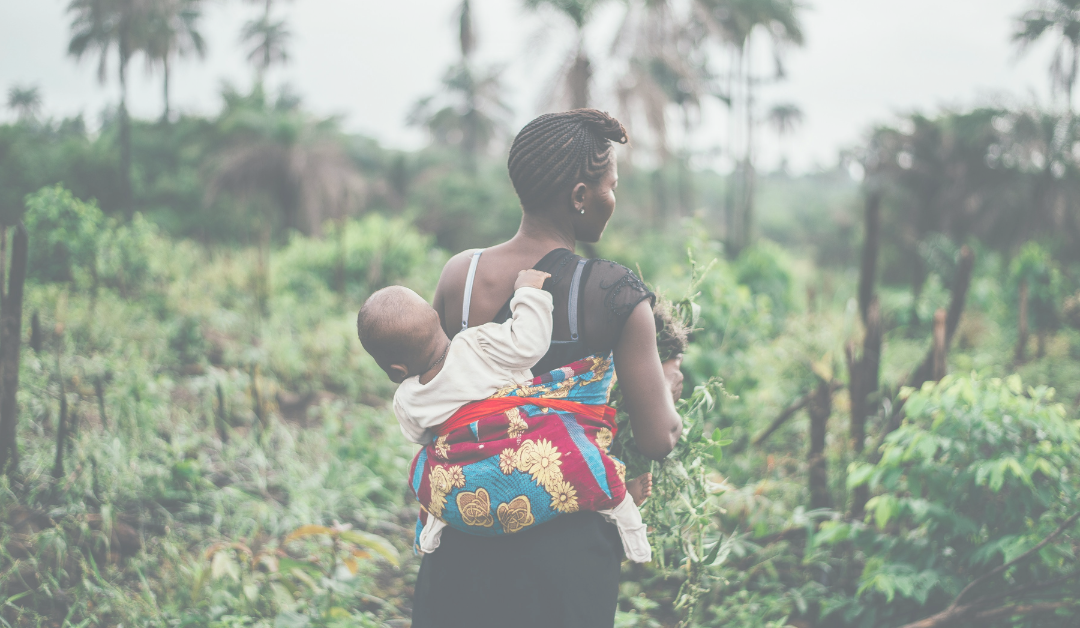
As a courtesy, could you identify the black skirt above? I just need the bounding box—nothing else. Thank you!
[410,512,623,628]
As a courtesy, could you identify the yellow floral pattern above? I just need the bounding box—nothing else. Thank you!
[427,464,467,519]
[497,496,535,534]
[595,427,613,452]
[457,488,494,528]
[548,479,579,513]
[505,407,528,439]
[510,439,564,491]
[612,458,626,483]
[434,435,450,460]
[499,448,517,475]
[576,355,610,385]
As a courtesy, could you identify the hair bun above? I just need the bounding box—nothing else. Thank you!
[569,108,629,145]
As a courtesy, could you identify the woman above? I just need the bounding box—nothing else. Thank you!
[412,109,684,628]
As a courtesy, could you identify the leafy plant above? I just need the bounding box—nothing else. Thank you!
[831,374,1080,627]
[23,184,103,283]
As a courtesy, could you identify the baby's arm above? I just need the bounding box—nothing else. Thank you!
[475,269,553,370]
[393,393,432,444]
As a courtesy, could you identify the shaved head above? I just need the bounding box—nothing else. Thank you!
[357,286,443,380]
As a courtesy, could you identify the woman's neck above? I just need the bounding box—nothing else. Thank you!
[510,210,576,253]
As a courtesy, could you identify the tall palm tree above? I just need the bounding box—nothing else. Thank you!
[766,101,802,171]
[1014,0,1080,113]
[410,0,512,170]
[525,0,611,109]
[6,86,42,122]
[144,0,206,122]
[612,0,709,162]
[242,0,291,81]
[696,0,804,253]
[68,0,147,216]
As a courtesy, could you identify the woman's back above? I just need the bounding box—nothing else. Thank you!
[438,247,654,372]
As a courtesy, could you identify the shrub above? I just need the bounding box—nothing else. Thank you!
[273,213,439,303]
[23,184,103,283]
[828,374,1080,627]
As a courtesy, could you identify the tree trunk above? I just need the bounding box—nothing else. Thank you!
[0,225,28,476]
[931,308,947,380]
[808,378,832,510]
[162,54,171,123]
[849,298,881,519]
[568,34,591,110]
[30,310,42,353]
[118,40,133,218]
[858,191,882,324]
[740,42,756,250]
[1015,280,1029,365]
[724,47,741,256]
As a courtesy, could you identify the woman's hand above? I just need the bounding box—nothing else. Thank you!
[662,354,684,403]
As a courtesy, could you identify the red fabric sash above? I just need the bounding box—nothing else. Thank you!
[434,397,618,437]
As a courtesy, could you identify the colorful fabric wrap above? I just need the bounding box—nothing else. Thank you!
[409,353,628,550]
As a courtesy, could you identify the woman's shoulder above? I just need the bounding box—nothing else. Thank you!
[439,248,483,286]
[583,258,655,321]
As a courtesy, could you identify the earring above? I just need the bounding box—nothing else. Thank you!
[579,208,585,215]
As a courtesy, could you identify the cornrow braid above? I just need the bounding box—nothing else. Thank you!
[508,109,629,211]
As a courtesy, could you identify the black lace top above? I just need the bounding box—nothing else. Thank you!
[492,248,655,374]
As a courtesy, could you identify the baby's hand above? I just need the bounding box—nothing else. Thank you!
[515,269,551,291]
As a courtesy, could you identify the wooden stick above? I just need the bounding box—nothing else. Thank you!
[751,380,843,447]
[896,512,1080,628]
[953,511,1080,606]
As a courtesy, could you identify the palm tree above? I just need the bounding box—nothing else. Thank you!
[410,0,512,170]
[68,0,148,216]
[6,85,42,122]
[696,0,804,253]
[409,66,512,168]
[1014,0,1080,113]
[143,0,206,122]
[525,0,611,109]
[242,0,291,81]
[612,0,710,163]
[766,101,802,171]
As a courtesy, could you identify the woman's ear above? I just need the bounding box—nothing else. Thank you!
[571,182,588,212]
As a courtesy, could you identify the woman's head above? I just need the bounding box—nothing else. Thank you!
[508,109,628,242]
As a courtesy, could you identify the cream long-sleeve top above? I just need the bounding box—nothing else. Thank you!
[392,287,553,445]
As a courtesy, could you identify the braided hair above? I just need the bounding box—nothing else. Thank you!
[507,109,629,212]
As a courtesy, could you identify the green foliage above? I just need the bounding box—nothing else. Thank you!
[1010,241,1064,331]
[734,243,794,321]
[24,184,103,283]
[273,213,443,303]
[832,374,1080,626]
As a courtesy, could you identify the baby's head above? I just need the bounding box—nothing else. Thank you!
[357,286,447,383]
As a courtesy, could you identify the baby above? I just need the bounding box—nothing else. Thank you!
[357,269,652,561]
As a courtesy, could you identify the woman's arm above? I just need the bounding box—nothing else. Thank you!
[613,300,683,460]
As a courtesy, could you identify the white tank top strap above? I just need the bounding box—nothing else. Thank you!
[460,249,484,332]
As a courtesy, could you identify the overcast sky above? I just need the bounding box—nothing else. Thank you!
[0,0,1057,173]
